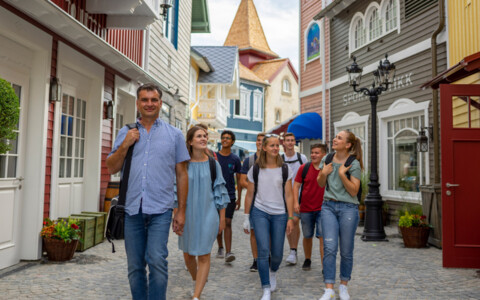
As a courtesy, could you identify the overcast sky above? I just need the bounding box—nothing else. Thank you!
[191,0,300,73]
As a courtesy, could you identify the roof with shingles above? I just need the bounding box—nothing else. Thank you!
[239,63,267,85]
[224,0,278,58]
[252,58,289,82]
[191,46,238,84]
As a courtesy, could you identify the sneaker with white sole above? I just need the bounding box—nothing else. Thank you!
[249,259,258,272]
[269,270,277,292]
[286,249,297,265]
[225,252,236,263]
[319,288,335,300]
[339,284,350,300]
[216,247,224,258]
[261,288,271,300]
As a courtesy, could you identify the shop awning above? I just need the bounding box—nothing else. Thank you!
[233,140,257,152]
[287,112,323,140]
[421,51,480,89]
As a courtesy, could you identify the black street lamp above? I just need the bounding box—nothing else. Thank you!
[346,54,396,241]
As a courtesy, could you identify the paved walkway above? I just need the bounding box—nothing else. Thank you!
[1,212,479,299]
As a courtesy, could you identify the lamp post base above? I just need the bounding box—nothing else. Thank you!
[361,195,388,241]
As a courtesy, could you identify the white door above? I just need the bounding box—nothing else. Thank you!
[0,74,28,270]
[55,92,86,217]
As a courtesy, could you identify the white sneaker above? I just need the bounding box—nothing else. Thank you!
[286,249,297,265]
[269,271,277,292]
[339,284,350,300]
[216,247,224,258]
[261,288,271,300]
[319,288,335,300]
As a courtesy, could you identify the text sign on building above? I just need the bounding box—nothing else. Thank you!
[342,72,413,106]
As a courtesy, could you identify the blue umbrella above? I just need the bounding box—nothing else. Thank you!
[287,112,323,139]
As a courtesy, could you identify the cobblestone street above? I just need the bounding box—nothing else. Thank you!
[1,208,479,300]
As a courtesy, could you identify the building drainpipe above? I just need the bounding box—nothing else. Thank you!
[321,17,326,145]
[431,0,445,184]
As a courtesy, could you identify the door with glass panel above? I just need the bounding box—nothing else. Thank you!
[56,93,86,217]
[440,84,480,268]
[0,77,27,270]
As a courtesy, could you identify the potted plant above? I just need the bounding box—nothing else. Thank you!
[398,211,431,248]
[40,218,81,261]
[0,78,20,154]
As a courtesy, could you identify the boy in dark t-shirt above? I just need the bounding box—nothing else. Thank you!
[216,130,242,263]
[293,144,327,270]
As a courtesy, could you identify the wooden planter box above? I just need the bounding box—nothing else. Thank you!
[61,216,95,251]
[43,238,79,261]
[72,213,106,245]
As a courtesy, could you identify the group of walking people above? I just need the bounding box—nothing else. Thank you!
[106,83,364,300]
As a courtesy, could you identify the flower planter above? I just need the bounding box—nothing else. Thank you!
[399,226,430,248]
[43,238,79,261]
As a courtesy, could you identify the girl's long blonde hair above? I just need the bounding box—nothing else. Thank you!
[255,135,283,168]
[343,130,364,170]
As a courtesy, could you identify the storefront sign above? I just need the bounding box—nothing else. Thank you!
[342,72,413,106]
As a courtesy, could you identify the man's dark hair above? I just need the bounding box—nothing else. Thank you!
[137,83,163,99]
[221,130,236,143]
[311,143,327,154]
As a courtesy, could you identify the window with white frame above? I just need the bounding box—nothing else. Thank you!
[115,113,124,138]
[378,99,429,200]
[252,90,262,121]
[282,79,291,93]
[234,87,250,118]
[354,18,365,49]
[275,109,281,123]
[59,94,86,179]
[385,0,398,32]
[348,0,400,55]
[0,83,21,178]
[368,7,382,41]
[334,112,369,171]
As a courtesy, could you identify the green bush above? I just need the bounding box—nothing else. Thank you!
[0,78,20,154]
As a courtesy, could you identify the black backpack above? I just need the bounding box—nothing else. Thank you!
[207,155,217,190]
[298,162,312,205]
[105,123,137,253]
[251,163,289,213]
[324,153,362,203]
[281,152,304,165]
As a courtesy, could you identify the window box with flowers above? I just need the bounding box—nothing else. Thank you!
[40,218,82,261]
[398,211,431,248]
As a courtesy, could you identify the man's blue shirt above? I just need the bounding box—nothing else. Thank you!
[109,119,190,215]
[216,152,241,200]
[240,153,257,175]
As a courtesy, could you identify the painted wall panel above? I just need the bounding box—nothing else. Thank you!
[448,0,480,65]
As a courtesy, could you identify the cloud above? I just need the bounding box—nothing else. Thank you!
[191,0,299,72]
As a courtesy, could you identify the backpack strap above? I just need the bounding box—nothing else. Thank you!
[118,123,138,206]
[281,163,289,213]
[251,163,260,214]
[281,153,285,162]
[297,152,304,165]
[208,156,217,191]
[324,153,335,192]
[298,162,311,205]
[248,153,256,170]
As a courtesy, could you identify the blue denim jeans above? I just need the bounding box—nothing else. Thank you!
[300,210,323,238]
[321,200,358,284]
[250,206,287,289]
[124,208,172,300]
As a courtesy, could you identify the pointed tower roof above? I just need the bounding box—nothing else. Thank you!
[224,0,278,58]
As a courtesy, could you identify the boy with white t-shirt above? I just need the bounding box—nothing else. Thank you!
[281,132,308,265]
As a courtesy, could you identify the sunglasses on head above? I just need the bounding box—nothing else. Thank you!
[263,134,279,139]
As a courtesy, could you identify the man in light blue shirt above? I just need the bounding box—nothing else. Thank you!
[107,83,189,300]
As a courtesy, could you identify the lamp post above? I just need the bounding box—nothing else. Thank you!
[346,54,396,241]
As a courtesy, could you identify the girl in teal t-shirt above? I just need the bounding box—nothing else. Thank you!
[317,130,364,300]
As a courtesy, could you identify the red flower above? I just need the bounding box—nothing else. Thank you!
[420,215,426,220]
[71,224,79,229]
[43,221,46,225]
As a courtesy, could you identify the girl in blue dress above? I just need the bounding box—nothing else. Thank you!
[179,126,230,300]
